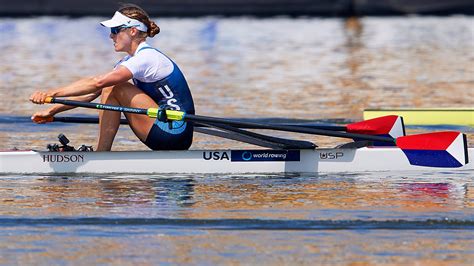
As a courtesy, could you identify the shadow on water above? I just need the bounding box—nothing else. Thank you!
[0,217,472,230]
[0,114,357,135]
[3,114,471,132]
[0,114,75,132]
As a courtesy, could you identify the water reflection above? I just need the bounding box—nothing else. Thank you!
[0,173,471,220]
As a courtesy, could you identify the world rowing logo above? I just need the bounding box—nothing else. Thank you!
[230,150,300,162]
[242,151,252,161]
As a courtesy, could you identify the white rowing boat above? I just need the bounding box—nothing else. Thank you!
[1,147,472,174]
[6,98,468,175]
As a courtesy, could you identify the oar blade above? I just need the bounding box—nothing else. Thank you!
[347,115,405,146]
[396,131,468,168]
[346,115,405,138]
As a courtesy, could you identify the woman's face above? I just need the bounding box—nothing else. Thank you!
[110,27,133,53]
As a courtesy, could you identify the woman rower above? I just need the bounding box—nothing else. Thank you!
[29,4,195,151]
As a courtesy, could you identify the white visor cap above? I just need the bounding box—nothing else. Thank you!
[100,11,148,32]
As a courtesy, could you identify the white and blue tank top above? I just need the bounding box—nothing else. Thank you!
[117,42,195,114]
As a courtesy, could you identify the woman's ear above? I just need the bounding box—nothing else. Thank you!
[129,27,139,37]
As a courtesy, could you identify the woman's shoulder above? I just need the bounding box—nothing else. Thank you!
[136,43,163,55]
[114,55,132,69]
[120,43,174,80]
[134,45,173,66]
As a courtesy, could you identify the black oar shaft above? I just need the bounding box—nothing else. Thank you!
[49,98,149,116]
[184,114,395,143]
[52,116,346,131]
[200,121,316,149]
[283,124,346,131]
[52,116,316,150]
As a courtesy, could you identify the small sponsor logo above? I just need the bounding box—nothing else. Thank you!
[203,151,230,160]
[231,150,300,162]
[319,152,344,160]
[43,154,84,163]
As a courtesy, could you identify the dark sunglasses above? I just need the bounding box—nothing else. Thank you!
[111,26,127,35]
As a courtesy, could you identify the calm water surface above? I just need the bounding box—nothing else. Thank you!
[0,16,473,264]
[0,173,473,264]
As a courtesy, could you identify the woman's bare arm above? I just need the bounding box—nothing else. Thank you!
[30,66,133,103]
[31,91,102,123]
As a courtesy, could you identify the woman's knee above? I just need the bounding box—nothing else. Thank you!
[101,85,115,96]
[101,83,130,98]
[101,82,156,108]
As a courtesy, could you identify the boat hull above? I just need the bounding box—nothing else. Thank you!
[1,148,473,174]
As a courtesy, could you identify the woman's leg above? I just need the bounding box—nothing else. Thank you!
[97,83,158,151]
